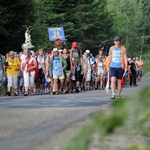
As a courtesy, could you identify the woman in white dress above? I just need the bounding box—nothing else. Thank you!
[96,57,104,90]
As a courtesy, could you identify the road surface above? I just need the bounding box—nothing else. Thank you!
[0,72,149,150]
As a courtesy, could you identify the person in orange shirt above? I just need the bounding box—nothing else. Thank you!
[107,36,128,99]
[135,56,143,81]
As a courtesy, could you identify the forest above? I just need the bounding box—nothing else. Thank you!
[0,0,149,56]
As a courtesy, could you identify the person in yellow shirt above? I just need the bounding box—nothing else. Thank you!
[5,51,20,96]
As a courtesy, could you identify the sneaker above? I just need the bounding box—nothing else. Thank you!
[60,88,63,94]
[111,94,116,99]
[36,90,39,95]
[52,91,56,95]
[88,87,92,91]
[31,92,34,96]
[117,95,122,99]
[100,87,103,90]
[7,92,11,96]
[24,91,28,96]
[43,90,47,94]
[46,89,50,93]
[73,89,76,93]
[76,87,79,93]
[4,93,7,96]
[30,90,34,96]
[22,89,25,94]
[63,90,67,94]
[39,90,43,95]
[65,90,68,94]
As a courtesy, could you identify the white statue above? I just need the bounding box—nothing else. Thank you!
[23,25,34,49]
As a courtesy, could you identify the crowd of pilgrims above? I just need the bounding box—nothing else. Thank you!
[1,41,143,96]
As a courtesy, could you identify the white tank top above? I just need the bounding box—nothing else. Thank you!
[98,62,104,75]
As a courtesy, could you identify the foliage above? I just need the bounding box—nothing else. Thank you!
[107,0,150,55]
[0,0,150,56]
[32,0,113,53]
[65,124,94,150]
[0,0,35,53]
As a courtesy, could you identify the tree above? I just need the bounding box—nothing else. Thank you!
[107,0,150,55]
[33,0,113,54]
[0,0,35,54]
[138,0,150,52]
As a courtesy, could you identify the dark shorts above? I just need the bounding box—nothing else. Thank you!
[35,68,45,84]
[75,65,82,82]
[110,67,124,80]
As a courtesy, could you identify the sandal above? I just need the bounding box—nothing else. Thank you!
[13,93,18,96]
[55,91,59,95]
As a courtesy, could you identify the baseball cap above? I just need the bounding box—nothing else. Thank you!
[85,50,90,54]
[72,42,78,48]
[114,36,121,41]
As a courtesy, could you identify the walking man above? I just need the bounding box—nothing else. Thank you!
[107,36,128,99]
[70,42,83,92]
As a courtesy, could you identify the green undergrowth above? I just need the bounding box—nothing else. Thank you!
[64,87,150,150]
[65,123,95,150]
[141,51,150,75]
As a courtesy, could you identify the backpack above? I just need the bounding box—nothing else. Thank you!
[34,58,39,78]
[72,48,82,58]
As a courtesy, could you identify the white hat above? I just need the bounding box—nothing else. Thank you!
[30,50,35,56]
[53,48,58,52]
[59,49,63,53]
[85,50,90,54]
[128,58,131,62]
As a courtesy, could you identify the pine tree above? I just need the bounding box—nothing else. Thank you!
[33,0,113,53]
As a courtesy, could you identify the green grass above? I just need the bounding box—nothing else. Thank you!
[94,99,128,136]
[64,87,150,150]
[65,123,95,150]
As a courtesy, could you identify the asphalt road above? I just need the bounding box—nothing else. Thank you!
[0,72,149,150]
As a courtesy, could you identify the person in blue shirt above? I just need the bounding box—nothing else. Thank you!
[107,36,128,99]
[50,48,67,95]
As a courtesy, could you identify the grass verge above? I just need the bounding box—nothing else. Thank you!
[65,123,95,150]
[64,87,150,150]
